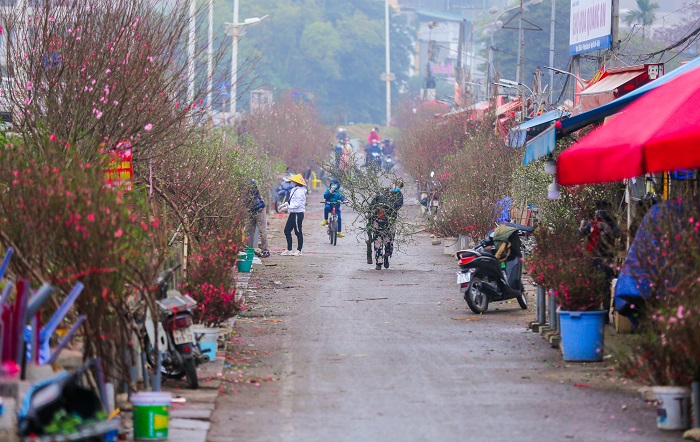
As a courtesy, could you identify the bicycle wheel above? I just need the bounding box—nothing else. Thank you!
[330,216,338,245]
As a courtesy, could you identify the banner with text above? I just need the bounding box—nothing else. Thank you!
[569,0,612,56]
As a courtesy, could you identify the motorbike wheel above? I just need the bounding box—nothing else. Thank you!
[184,357,199,390]
[516,291,528,310]
[465,277,489,314]
[143,336,186,379]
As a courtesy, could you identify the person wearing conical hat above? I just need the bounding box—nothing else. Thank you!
[280,174,307,256]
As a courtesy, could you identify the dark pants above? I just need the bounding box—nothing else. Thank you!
[372,220,394,265]
[284,212,305,251]
[594,258,615,315]
[324,204,342,232]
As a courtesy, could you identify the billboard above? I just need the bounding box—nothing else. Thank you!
[569,0,612,56]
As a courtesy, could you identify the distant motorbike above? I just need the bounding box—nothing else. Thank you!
[456,223,534,314]
[366,151,382,170]
[383,154,394,171]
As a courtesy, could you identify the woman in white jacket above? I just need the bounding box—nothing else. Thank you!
[280,174,308,256]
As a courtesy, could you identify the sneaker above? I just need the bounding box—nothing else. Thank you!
[375,264,382,270]
[280,250,293,256]
[260,250,270,258]
[291,250,302,256]
[383,255,389,268]
[321,220,328,226]
[337,232,345,238]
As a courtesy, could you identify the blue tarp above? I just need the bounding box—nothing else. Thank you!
[523,125,556,165]
[508,109,568,148]
[559,57,700,134]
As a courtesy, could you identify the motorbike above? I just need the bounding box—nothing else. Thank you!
[456,223,534,314]
[383,154,394,171]
[275,178,294,213]
[420,172,442,216]
[366,151,383,170]
[141,264,201,389]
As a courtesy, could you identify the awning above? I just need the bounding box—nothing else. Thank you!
[579,70,646,112]
[507,109,569,148]
[524,125,556,165]
[496,100,521,116]
[559,57,700,135]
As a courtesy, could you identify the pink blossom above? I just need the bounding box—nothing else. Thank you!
[144,123,153,131]
[114,229,123,238]
[49,133,57,141]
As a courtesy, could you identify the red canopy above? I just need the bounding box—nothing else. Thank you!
[557,65,700,186]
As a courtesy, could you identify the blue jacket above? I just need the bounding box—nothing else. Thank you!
[324,186,345,204]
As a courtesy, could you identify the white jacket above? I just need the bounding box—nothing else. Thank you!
[287,186,307,213]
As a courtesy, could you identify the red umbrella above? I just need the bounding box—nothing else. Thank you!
[557,65,700,186]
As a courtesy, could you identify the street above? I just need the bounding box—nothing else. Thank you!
[206,187,674,442]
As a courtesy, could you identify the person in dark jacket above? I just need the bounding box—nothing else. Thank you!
[244,180,270,258]
[367,178,404,270]
[321,179,346,237]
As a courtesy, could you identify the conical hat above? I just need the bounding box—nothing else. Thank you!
[288,174,307,186]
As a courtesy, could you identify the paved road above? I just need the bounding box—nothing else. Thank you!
[208,188,673,442]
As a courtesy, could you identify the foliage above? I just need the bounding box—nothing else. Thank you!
[320,151,410,249]
[231,0,414,124]
[183,234,242,327]
[624,0,660,33]
[527,221,606,311]
[429,117,521,240]
[0,144,166,384]
[0,0,228,164]
[246,96,330,171]
[616,200,700,385]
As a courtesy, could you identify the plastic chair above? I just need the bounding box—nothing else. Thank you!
[310,171,323,189]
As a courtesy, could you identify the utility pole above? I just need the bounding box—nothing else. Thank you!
[385,0,391,127]
[611,0,620,67]
[187,0,196,106]
[230,0,239,123]
[208,0,213,119]
[515,0,523,94]
[548,0,555,105]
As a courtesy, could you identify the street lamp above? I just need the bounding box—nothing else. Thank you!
[486,0,542,97]
[226,0,268,125]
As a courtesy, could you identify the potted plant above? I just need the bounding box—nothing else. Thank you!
[528,221,608,362]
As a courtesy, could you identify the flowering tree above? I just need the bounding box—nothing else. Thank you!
[246,95,330,172]
[0,0,229,163]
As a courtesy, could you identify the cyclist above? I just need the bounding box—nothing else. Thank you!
[321,179,346,238]
[367,178,404,270]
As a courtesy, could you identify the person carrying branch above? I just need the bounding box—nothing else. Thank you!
[367,178,404,270]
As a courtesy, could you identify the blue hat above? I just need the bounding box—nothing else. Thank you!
[331,178,340,185]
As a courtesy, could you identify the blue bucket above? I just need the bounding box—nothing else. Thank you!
[558,310,606,362]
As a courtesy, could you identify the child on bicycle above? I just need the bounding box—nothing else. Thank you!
[321,178,346,238]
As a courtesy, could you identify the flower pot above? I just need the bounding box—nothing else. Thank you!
[443,237,458,255]
[558,310,606,361]
[651,386,691,430]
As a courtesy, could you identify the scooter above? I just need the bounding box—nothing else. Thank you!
[142,265,200,389]
[275,177,294,213]
[456,223,534,314]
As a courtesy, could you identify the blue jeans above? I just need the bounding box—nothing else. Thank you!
[324,203,342,232]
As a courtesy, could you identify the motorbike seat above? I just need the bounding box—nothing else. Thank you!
[505,222,535,233]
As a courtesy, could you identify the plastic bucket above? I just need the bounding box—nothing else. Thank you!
[245,247,255,261]
[652,386,691,430]
[194,327,220,361]
[131,392,172,441]
[237,259,252,272]
[558,310,605,361]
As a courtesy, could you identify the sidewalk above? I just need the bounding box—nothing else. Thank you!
[121,355,226,442]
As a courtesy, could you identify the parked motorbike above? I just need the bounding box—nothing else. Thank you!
[456,223,534,314]
[142,265,200,389]
[275,177,294,213]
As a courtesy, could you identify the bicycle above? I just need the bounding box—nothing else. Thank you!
[323,201,342,245]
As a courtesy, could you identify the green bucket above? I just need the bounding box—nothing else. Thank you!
[131,392,171,441]
[237,259,253,272]
[245,247,255,261]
